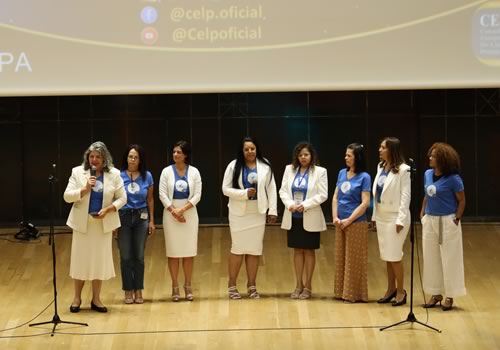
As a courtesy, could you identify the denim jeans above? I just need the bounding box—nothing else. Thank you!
[117,208,149,291]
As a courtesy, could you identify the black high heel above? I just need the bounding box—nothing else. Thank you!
[69,304,80,313]
[423,294,443,308]
[392,290,407,307]
[377,290,397,304]
[90,301,108,313]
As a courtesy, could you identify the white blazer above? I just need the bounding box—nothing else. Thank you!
[279,165,328,232]
[63,166,127,233]
[371,163,411,226]
[222,159,277,216]
[159,165,202,209]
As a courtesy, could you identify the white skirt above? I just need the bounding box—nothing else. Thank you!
[229,200,266,255]
[70,215,115,281]
[375,207,410,262]
[163,199,199,258]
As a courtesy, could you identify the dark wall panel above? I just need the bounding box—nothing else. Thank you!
[477,117,500,216]
[1,88,499,225]
[0,123,22,222]
[23,121,59,220]
[448,117,477,217]
[192,119,220,222]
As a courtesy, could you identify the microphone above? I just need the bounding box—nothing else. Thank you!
[90,165,97,177]
[49,163,58,182]
[408,158,415,172]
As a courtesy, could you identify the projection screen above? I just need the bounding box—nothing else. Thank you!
[0,0,499,96]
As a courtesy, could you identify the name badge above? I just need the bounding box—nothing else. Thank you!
[293,192,304,204]
[140,212,148,220]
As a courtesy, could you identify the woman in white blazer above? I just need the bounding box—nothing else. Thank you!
[279,142,328,300]
[222,137,277,300]
[159,141,202,302]
[64,141,126,313]
[372,137,411,307]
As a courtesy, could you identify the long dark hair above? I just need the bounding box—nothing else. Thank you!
[347,143,366,173]
[232,136,273,189]
[121,144,148,180]
[291,142,319,170]
[172,140,191,165]
[379,137,406,173]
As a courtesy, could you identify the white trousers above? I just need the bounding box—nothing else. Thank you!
[422,214,466,297]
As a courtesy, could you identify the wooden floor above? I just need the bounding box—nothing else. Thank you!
[0,223,499,349]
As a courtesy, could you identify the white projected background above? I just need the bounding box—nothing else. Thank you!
[0,0,499,96]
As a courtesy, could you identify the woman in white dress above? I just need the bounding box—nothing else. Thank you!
[64,141,127,313]
[372,137,411,307]
[222,137,277,299]
[159,141,202,301]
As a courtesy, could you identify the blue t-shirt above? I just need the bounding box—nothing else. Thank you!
[336,169,371,222]
[173,165,190,199]
[121,170,154,209]
[376,169,389,203]
[88,175,104,214]
[424,169,464,215]
[242,166,258,200]
[291,168,309,219]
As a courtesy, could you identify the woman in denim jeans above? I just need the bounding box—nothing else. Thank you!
[114,144,155,304]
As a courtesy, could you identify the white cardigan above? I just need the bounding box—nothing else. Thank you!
[63,166,126,233]
[279,164,328,232]
[222,159,277,216]
[371,163,411,226]
[159,165,202,209]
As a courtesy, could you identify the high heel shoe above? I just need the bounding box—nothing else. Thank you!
[377,290,397,304]
[90,301,108,313]
[299,288,312,300]
[69,303,81,313]
[228,286,241,300]
[442,297,453,311]
[290,288,303,300]
[247,286,260,299]
[423,294,443,308]
[392,290,407,307]
[172,287,180,302]
[184,286,194,301]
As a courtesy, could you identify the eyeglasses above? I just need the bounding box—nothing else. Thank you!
[128,155,139,160]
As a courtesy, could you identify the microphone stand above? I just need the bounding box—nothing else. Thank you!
[380,159,440,332]
[30,164,88,336]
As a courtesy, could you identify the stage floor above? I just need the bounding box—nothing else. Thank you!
[0,224,499,349]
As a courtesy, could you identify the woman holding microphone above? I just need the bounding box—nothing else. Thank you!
[222,137,277,300]
[64,141,126,313]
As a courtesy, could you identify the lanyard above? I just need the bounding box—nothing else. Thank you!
[295,167,309,188]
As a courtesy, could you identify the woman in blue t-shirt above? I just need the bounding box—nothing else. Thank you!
[114,144,155,305]
[420,142,466,311]
[160,141,202,302]
[332,143,371,302]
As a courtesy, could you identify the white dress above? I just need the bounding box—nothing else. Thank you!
[70,215,116,280]
[163,199,199,257]
[159,164,202,258]
[229,200,266,255]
